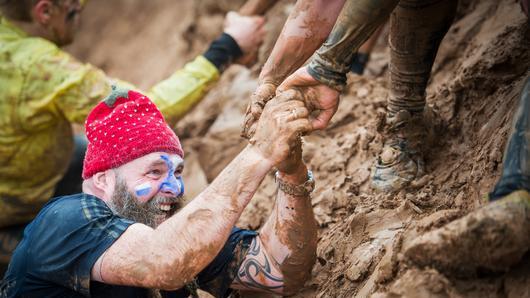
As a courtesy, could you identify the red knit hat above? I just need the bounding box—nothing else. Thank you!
[82,86,184,179]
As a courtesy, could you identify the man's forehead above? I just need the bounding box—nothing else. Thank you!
[142,152,184,166]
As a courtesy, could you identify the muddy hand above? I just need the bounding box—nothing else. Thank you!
[278,66,340,130]
[242,82,277,139]
[224,11,266,67]
[276,136,303,175]
[250,89,311,166]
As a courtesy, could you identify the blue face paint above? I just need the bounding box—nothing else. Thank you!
[159,155,185,197]
[135,182,152,197]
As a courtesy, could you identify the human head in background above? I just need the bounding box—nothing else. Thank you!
[82,86,186,228]
[0,0,84,46]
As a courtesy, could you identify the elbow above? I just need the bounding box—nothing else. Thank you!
[154,264,203,291]
[281,251,317,295]
[282,270,312,296]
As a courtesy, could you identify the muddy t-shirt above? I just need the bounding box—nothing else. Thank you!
[0,194,256,298]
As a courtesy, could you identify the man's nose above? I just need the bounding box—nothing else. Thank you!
[160,175,184,197]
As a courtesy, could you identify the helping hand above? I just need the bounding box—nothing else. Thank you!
[223,11,266,67]
[275,136,304,175]
[241,82,277,139]
[250,90,311,167]
[278,66,340,130]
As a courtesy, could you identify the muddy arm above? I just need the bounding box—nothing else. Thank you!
[259,0,346,85]
[89,93,311,291]
[231,143,318,295]
[89,146,272,290]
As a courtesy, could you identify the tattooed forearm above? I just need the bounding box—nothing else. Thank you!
[234,238,284,293]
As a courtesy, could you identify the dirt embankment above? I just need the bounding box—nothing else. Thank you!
[69,0,529,297]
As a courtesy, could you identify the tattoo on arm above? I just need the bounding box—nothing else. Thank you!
[234,238,284,293]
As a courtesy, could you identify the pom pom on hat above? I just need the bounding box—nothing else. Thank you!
[82,86,183,179]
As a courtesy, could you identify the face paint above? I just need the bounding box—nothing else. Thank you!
[135,182,152,197]
[159,155,185,197]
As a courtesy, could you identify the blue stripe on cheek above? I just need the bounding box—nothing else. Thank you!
[135,182,152,197]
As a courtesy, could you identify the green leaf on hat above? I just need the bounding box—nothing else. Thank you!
[103,85,130,107]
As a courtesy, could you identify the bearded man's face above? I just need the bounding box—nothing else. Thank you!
[106,152,185,228]
[108,177,182,228]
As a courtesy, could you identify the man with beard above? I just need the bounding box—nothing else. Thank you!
[1,87,318,297]
[0,0,266,273]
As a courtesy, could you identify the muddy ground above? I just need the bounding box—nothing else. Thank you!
[68,0,529,297]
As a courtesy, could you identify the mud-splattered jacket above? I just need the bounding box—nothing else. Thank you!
[0,17,221,227]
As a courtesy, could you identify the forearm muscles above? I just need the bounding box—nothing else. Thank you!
[259,0,346,85]
[234,166,318,294]
[94,146,272,289]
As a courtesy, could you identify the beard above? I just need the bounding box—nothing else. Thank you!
[108,177,183,228]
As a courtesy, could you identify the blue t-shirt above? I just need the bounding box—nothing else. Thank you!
[0,194,256,298]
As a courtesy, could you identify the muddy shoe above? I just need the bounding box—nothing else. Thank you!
[372,110,426,192]
[404,190,530,276]
[372,141,424,192]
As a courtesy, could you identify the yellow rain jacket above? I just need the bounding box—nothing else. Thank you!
[0,17,220,227]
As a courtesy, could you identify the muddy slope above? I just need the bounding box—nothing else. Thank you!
[68,0,529,297]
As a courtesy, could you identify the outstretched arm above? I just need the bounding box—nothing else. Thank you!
[242,0,345,138]
[274,0,398,131]
[259,0,346,86]
[232,137,318,295]
[55,11,265,127]
[90,92,312,291]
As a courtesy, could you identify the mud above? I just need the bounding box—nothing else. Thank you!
[68,0,529,296]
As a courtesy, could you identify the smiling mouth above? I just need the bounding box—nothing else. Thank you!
[160,204,172,212]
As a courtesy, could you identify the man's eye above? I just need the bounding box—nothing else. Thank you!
[148,170,162,176]
[174,167,184,176]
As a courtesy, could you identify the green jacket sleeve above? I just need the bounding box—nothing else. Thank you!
[147,55,220,126]
[50,50,219,127]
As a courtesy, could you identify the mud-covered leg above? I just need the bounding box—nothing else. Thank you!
[403,78,530,275]
[489,77,530,200]
[372,0,458,192]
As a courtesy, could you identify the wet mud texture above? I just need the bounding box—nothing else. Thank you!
[69,0,529,297]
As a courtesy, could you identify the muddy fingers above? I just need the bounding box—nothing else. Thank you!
[242,83,277,139]
[249,94,311,167]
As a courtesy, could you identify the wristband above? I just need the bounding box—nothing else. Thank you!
[275,170,315,197]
